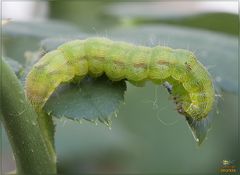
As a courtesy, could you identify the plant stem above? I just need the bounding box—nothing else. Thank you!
[0,59,56,174]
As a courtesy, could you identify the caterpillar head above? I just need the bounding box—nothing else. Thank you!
[165,50,215,121]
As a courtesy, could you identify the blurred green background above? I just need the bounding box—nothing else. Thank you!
[2,1,239,174]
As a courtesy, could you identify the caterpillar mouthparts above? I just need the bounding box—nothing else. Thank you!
[25,37,215,120]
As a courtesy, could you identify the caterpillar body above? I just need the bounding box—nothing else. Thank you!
[25,37,215,120]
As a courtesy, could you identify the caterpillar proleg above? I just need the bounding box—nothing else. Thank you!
[25,37,215,120]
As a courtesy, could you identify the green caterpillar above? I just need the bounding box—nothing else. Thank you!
[25,37,215,120]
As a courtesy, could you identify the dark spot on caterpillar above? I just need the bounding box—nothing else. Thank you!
[93,56,105,61]
[163,82,173,94]
[133,63,147,68]
[158,60,169,65]
[113,60,125,66]
[185,62,192,71]
[163,82,187,116]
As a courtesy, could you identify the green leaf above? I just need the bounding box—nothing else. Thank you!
[44,75,126,126]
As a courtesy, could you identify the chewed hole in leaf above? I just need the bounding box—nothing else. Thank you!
[43,75,126,126]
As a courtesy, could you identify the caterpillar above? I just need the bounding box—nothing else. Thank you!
[25,37,215,120]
